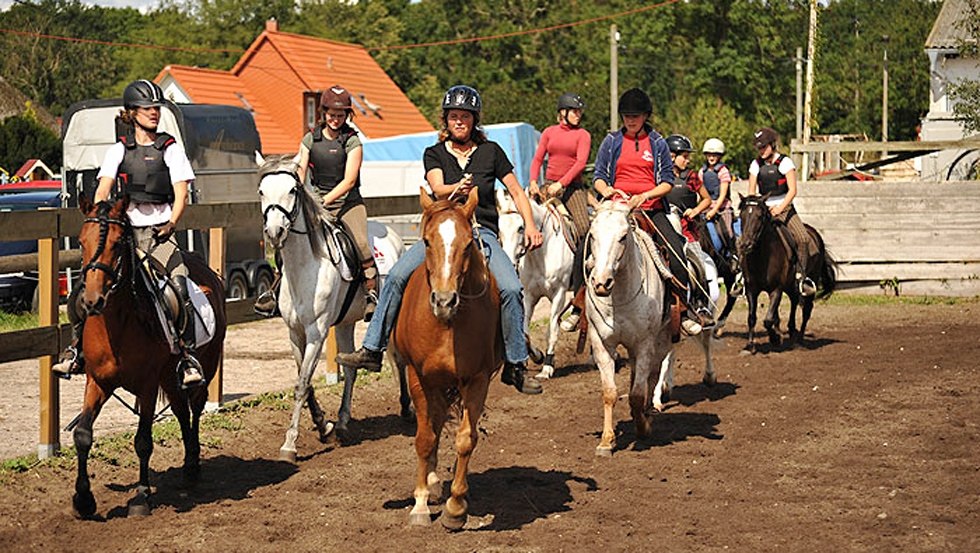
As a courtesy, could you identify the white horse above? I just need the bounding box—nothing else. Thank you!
[256,152,407,462]
[497,189,575,380]
[585,201,715,456]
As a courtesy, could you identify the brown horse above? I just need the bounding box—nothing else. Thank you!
[737,193,836,352]
[391,188,503,530]
[71,195,226,518]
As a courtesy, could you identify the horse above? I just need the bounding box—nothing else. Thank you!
[391,188,502,530]
[496,189,575,380]
[585,201,715,456]
[692,214,741,335]
[71,194,226,519]
[256,153,408,462]
[737,193,837,353]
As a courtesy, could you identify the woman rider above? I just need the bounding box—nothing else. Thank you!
[699,137,738,272]
[747,127,816,296]
[337,85,545,395]
[527,92,592,331]
[591,88,713,335]
[254,85,379,320]
[52,79,204,387]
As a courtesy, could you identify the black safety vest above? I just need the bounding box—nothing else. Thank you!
[701,162,729,200]
[756,154,789,196]
[666,168,700,211]
[118,132,177,204]
[308,126,362,205]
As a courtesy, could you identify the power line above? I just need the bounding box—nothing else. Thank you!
[369,0,682,51]
[0,27,242,54]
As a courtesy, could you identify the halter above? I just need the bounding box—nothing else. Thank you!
[737,195,771,255]
[81,205,132,296]
[261,170,308,241]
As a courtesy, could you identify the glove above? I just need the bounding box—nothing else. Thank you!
[154,221,176,243]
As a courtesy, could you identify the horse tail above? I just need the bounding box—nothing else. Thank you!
[810,228,838,300]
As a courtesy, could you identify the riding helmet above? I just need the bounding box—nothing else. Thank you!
[702,137,726,155]
[123,79,165,109]
[557,92,585,111]
[617,88,652,116]
[753,127,779,149]
[442,85,482,114]
[320,85,352,111]
[666,134,694,154]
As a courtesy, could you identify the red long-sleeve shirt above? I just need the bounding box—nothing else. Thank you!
[529,123,591,186]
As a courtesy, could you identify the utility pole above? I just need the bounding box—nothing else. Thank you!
[796,47,803,141]
[802,0,818,181]
[882,34,889,160]
[610,24,619,132]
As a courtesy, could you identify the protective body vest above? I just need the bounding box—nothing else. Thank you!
[118,132,177,204]
[701,162,729,200]
[308,125,362,205]
[666,168,700,211]
[756,154,789,196]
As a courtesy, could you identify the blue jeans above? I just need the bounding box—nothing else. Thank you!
[361,226,528,364]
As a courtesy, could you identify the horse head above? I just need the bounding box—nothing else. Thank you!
[737,193,771,256]
[256,151,305,249]
[587,200,633,297]
[419,187,480,323]
[78,194,131,315]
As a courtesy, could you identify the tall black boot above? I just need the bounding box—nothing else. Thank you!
[52,286,85,378]
[175,276,205,388]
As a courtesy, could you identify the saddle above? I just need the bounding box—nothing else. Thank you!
[542,198,580,251]
[136,250,216,353]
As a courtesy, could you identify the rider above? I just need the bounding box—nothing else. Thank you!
[747,127,816,296]
[255,84,379,321]
[527,92,592,332]
[591,88,713,336]
[665,134,716,318]
[699,137,739,272]
[336,85,545,394]
[52,79,204,388]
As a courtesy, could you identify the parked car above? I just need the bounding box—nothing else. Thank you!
[0,181,68,312]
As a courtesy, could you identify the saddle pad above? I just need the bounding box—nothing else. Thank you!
[146,275,217,354]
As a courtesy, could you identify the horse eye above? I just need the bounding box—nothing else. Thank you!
[288,188,296,195]
[423,238,430,247]
[258,189,263,197]
[618,234,627,243]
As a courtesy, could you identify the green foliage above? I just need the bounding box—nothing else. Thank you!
[0,112,61,173]
[661,95,755,177]
[948,0,980,134]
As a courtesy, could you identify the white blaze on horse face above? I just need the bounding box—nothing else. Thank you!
[259,173,298,245]
[590,207,630,288]
[436,218,458,283]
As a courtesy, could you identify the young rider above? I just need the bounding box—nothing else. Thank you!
[591,88,713,336]
[336,85,545,394]
[699,137,738,272]
[527,92,592,332]
[52,79,204,387]
[254,85,379,320]
[747,127,816,296]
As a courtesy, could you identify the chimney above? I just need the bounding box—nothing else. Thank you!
[266,18,279,32]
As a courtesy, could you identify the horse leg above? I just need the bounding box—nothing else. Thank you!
[714,275,738,337]
[170,391,202,484]
[440,375,489,531]
[629,348,655,439]
[591,338,618,456]
[524,293,545,365]
[280,327,325,462]
[537,289,565,380]
[408,369,446,526]
[396,362,414,421]
[787,293,801,344]
[128,390,157,517]
[72,377,107,519]
[696,330,716,386]
[652,349,675,412]
[799,296,815,342]
[334,323,357,440]
[764,290,783,347]
[743,290,760,354]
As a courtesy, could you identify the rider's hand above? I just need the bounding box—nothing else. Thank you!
[627,194,647,211]
[154,221,176,243]
[528,180,541,201]
[706,208,718,220]
[769,205,784,217]
[524,226,543,251]
[453,174,474,200]
[547,182,563,198]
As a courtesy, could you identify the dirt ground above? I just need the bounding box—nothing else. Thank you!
[0,298,978,552]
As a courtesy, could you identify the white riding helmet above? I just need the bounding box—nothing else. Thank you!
[702,138,726,155]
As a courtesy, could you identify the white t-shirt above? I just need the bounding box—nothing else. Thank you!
[97,140,195,226]
[748,154,796,207]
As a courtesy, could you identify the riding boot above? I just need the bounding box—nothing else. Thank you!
[797,264,817,297]
[253,272,281,318]
[562,286,586,332]
[335,346,383,372]
[501,362,543,395]
[52,286,86,378]
[175,276,205,389]
[362,258,379,322]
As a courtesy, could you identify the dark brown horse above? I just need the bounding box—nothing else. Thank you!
[737,193,836,352]
[71,195,226,518]
[693,214,741,336]
[391,188,503,530]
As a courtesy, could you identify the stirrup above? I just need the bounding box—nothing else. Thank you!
[681,318,703,336]
[253,290,279,318]
[798,276,817,297]
[179,354,205,389]
[51,346,83,378]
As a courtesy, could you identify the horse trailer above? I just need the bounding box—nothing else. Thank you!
[61,99,273,299]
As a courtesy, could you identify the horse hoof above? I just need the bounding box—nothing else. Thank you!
[318,421,336,444]
[72,492,97,519]
[400,405,416,421]
[279,448,298,463]
[703,373,717,387]
[439,512,467,532]
[408,511,432,527]
[595,446,613,457]
[128,500,151,517]
[653,401,666,413]
[528,345,544,365]
[713,326,725,339]
[183,464,201,484]
[534,366,554,380]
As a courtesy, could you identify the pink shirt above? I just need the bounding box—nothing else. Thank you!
[529,123,591,185]
[613,131,663,211]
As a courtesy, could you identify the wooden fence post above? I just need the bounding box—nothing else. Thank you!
[325,327,339,385]
[37,225,60,458]
[207,226,226,411]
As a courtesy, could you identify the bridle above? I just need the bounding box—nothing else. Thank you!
[80,206,132,296]
[261,170,308,241]
[738,196,771,256]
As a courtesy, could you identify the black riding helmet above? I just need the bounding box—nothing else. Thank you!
[557,92,585,111]
[753,127,779,149]
[666,134,694,154]
[123,79,165,109]
[442,85,482,114]
[618,88,652,115]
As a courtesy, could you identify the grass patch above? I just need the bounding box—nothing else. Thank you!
[823,294,976,307]
[0,310,70,332]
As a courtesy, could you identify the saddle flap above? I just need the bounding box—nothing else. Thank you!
[318,219,362,282]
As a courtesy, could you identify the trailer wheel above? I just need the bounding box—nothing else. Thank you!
[255,267,275,297]
[228,271,249,300]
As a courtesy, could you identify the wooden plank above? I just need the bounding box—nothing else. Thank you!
[791,138,980,153]
[0,249,83,273]
[0,210,58,241]
[0,326,61,364]
[180,202,262,230]
[364,196,421,218]
[837,262,980,281]
[226,298,263,326]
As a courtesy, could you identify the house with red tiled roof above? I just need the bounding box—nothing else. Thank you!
[155,19,434,154]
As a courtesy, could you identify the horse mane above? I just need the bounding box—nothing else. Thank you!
[421,198,467,229]
[259,153,330,257]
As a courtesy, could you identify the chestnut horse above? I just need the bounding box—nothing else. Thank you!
[737,193,837,352]
[71,195,226,518]
[391,189,503,530]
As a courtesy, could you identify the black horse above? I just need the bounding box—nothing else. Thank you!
[693,215,741,336]
[737,194,837,352]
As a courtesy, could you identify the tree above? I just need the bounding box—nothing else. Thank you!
[0,109,62,174]
[948,0,980,134]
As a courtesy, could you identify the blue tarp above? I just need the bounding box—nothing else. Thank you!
[361,122,541,188]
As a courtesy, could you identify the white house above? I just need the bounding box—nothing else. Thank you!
[921,0,980,181]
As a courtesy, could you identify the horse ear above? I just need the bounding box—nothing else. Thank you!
[461,187,479,219]
[254,150,265,167]
[737,192,745,201]
[419,186,434,211]
[115,193,130,215]
[78,192,93,214]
